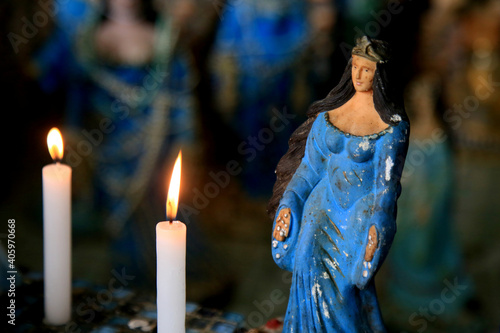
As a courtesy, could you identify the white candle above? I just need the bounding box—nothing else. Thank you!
[42,128,72,325]
[156,151,186,333]
[156,221,186,332]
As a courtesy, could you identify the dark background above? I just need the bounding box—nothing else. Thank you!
[1,0,500,332]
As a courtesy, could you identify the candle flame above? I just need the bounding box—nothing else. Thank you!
[47,128,64,161]
[166,151,182,221]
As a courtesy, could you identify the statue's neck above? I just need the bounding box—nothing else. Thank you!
[350,91,375,110]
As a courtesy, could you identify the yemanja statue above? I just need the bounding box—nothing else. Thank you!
[268,36,410,332]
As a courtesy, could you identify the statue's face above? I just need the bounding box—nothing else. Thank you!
[351,55,377,92]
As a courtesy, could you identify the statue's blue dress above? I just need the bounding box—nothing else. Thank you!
[272,112,409,332]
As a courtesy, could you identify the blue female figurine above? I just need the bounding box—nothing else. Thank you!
[268,36,410,332]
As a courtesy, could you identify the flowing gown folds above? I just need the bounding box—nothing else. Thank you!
[272,112,409,332]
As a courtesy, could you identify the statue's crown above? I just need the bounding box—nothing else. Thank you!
[352,36,391,64]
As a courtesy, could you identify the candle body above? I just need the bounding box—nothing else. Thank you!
[42,163,72,325]
[156,221,186,333]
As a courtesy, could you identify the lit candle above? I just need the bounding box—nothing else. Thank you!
[42,128,72,325]
[156,151,186,333]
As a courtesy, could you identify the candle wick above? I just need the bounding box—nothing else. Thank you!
[169,218,173,224]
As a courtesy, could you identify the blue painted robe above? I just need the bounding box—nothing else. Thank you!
[272,112,409,332]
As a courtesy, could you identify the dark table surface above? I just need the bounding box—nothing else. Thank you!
[4,272,246,333]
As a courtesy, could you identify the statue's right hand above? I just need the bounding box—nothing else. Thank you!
[273,208,291,242]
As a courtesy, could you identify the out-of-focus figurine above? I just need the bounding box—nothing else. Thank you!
[208,0,337,196]
[267,36,409,332]
[376,1,476,331]
[31,0,198,287]
[439,0,500,328]
[33,0,197,224]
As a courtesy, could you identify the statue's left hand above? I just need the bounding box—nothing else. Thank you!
[273,208,291,241]
[364,225,378,262]
[356,225,381,288]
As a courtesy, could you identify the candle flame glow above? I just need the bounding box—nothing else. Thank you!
[47,128,64,161]
[166,151,182,221]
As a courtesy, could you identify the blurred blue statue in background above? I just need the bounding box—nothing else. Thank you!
[209,0,336,196]
[32,0,197,287]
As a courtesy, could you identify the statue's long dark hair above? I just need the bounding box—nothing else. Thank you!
[267,57,408,219]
